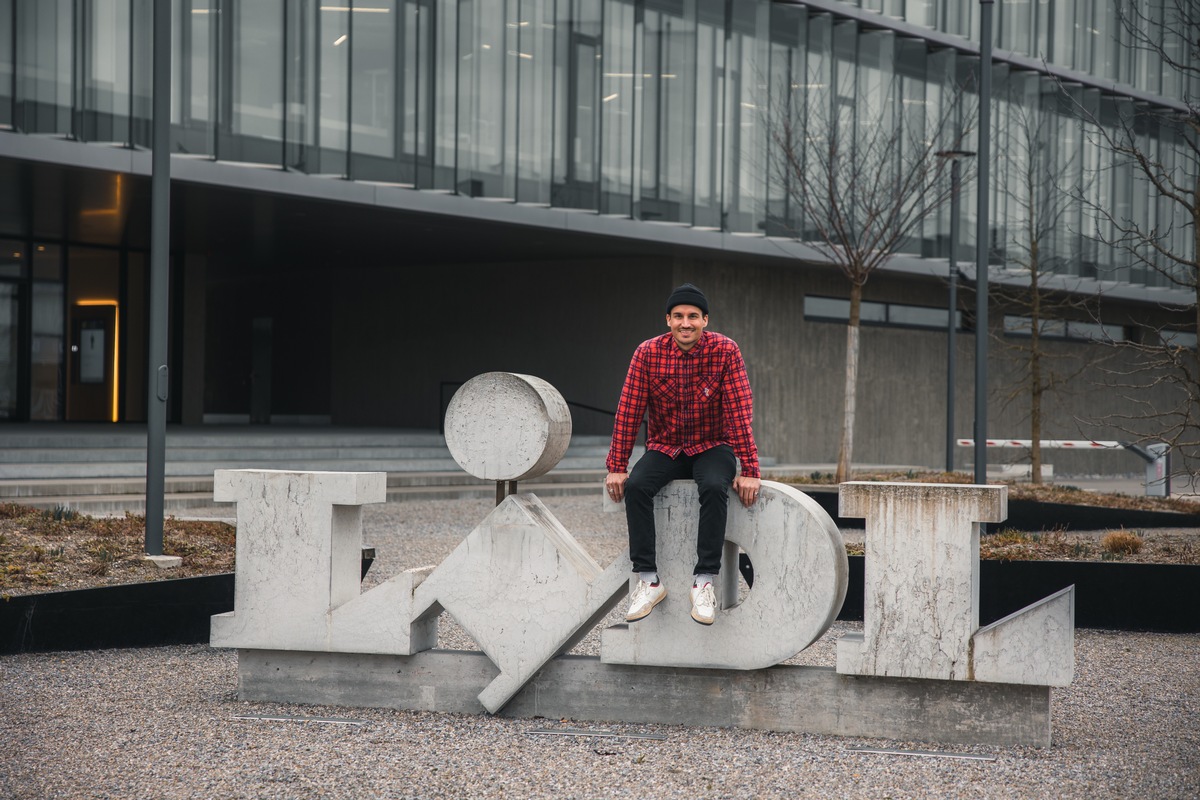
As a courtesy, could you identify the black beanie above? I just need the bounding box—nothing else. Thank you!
[665,283,709,316]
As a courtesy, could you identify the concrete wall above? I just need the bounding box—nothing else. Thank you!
[327,259,673,436]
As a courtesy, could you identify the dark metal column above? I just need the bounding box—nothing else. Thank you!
[937,151,974,473]
[145,0,171,556]
[974,0,994,486]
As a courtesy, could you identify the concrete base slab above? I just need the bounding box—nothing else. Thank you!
[236,648,1052,747]
[144,555,182,568]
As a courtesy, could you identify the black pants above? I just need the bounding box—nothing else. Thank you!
[625,445,737,576]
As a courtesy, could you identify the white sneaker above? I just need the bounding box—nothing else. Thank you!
[626,579,666,622]
[690,582,716,625]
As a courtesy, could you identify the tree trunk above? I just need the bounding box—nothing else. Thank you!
[836,282,863,483]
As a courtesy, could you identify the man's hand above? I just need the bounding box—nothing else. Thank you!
[606,472,629,503]
[734,475,762,507]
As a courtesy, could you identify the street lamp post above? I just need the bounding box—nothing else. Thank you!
[937,150,975,474]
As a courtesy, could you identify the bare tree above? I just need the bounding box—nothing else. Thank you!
[989,95,1100,483]
[770,63,972,482]
[1058,0,1200,484]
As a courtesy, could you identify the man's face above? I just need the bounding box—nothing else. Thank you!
[666,305,708,351]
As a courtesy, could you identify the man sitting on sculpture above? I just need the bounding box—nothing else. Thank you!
[604,282,762,626]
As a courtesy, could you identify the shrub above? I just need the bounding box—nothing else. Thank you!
[1102,530,1143,556]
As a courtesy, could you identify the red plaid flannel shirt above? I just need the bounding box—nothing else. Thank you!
[606,331,760,478]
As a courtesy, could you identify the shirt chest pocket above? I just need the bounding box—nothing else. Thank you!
[651,376,678,402]
[697,376,721,403]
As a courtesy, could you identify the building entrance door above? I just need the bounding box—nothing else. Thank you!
[67,302,118,422]
[65,248,121,422]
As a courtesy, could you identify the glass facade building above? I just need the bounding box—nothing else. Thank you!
[2,0,1194,276]
[0,0,1195,428]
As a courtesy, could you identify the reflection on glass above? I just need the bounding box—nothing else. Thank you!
[31,284,63,421]
[82,0,131,143]
[0,0,13,127]
[234,0,283,139]
[0,283,16,419]
[0,240,24,279]
[18,0,74,134]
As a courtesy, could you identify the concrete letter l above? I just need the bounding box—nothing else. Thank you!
[209,470,436,656]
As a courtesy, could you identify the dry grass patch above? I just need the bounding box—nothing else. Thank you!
[0,503,235,597]
[1102,529,1144,556]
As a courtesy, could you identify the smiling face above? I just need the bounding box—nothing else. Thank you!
[666,304,708,351]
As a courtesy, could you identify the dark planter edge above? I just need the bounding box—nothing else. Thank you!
[3,555,1197,654]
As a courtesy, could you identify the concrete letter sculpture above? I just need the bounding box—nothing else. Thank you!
[211,374,1074,746]
[601,481,848,669]
[411,494,630,713]
[400,372,628,712]
[836,482,1074,687]
[209,470,437,655]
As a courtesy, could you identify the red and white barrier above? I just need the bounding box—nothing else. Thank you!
[956,439,1122,449]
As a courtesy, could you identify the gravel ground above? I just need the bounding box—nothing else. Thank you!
[2,495,1198,800]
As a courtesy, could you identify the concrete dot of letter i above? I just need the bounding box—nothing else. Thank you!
[444,372,572,481]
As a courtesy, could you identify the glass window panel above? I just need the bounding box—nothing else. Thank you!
[170,0,216,155]
[639,3,696,224]
[285,0,350,175]
[0,282,16,419]
[888,303,948,328]
[225,0,284,163]
[82,0,132,144]
[804,296,886,323]
[1050,0,1075,67]
[998,0,1031,54]
[598,0,633,215]
[457,0,510,198]
[351,1,396,162]
[0,239,24,278]
[513,0,555,204]
[1067,320,1124,343]
[0,0,14,127]
[942,0,973,40]
[905,0,935,30]
[805,296,851,320]
[692,0,724,228]
[1161,330,1197,349]
[724,0,768,233]
[17,0,73,134]
[31,244,63,421]
[432,0,457,190]
[320,4,350,160]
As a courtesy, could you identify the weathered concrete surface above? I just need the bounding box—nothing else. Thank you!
[601,480,848,669]
[444,372,572,482]
[972,586,1075,687]
[836,482,1007,681]
[412,493,630,713]
[209,470,437,654]
[236,648,1053,748]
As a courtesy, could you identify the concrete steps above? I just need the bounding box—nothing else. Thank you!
[0,426,624,513]
[0,425,786,514]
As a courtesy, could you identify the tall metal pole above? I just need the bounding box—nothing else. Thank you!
[145,0,171,555]
[974,0,994,486]
[941,157,960,472]
[937,150,975,472]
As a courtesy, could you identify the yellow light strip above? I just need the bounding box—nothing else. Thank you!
[80,174,123,217]
[75,299,120,423]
